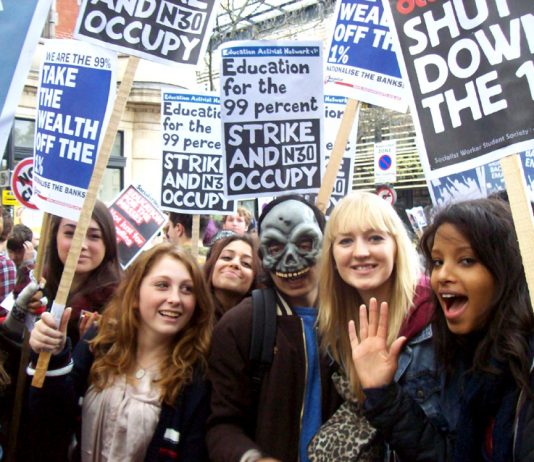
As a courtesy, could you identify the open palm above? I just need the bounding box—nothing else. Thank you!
[348,298,406,389]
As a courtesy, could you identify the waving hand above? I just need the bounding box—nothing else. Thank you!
[348,298,406,389]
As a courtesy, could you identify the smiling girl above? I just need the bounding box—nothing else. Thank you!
[349,198,534,461]
[28,243,214,461]
[44,200,122,346]
[203,234,261,321]
[313,191,436,460]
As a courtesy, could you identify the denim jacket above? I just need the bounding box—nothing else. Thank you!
[394,325,449,431]
[381,324,449,461]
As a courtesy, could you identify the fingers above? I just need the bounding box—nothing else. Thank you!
[59,307,72,334]
[348,320,359,348]
[367,298,378,337]
[29,311,68,354]
[376,301,389,339]
[358,299,389,340]
[78,310,95,338]
[389,336,407,361]
[23,241,34,259]
[359,304,369,340]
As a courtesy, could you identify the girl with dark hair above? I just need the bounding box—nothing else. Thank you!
[348,198,534,461]
[0,201,122,459]
[44,199,122,346]
[28,243,214,461]
[203,234,261,321]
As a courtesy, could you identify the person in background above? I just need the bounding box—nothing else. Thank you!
[202,218,220,247]
[0,210,13,257]
[28,243,214,461]
[0,213,37,461]
[166,212,208,259]
[0,200,122,460]
[312,191,435,461]
[203,234,261,321]
[221,206,252,235]
[207,195,341,462]
[349,198,534,461]
[0,209,15,305]
[40,199,122,346]
[7,224,36,269]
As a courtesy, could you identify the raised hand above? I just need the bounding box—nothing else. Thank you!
[348,298,406,389]
[30,307,71,355]
[79,310,100,339]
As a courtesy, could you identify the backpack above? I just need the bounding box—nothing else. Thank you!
[248,288,277,390]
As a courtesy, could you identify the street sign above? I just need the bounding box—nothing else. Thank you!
[376,185,397,205]
[374,140,397,183]
[2,189,17,206]
[11,158,37,209]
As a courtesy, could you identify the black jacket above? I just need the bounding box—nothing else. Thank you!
[27,330,209,461]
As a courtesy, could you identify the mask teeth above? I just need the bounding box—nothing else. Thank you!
[275,267,310,280]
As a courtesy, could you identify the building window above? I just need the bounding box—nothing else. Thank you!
[14,118,35,151]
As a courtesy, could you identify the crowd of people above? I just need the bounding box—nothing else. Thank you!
[0,191,533,462]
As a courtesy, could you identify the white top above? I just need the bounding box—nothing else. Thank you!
[81,371,161,462]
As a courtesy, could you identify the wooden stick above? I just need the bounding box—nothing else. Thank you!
[500,154,534,307]
[32,56,140,388]
[4,211,51,461]
[191,214,200,259]
[33,212,51,280]
[316,98,360,214]
[5,329,30,462]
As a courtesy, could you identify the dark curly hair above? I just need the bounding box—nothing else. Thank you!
[420,198,534,394]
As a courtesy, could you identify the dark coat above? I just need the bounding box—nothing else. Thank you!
[206,293,341,462]
[27,329,210,462]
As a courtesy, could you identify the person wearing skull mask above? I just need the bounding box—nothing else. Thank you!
[207,195,341,462]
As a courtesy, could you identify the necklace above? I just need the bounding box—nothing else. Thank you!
[135,368,147,380]
[133,360,160,380]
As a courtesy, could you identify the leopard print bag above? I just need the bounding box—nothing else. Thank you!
[307,371,383,462]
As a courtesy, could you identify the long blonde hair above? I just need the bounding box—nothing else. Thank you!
[318,191,420,398]
[89,243,214,405]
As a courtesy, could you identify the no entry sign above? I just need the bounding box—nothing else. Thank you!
[374,140,397,183]
[11,158,37,209]
[376,185,397,205]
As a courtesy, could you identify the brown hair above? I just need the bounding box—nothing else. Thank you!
[44,200,121,305]
[89,243,214,405]
[203,234,261,304]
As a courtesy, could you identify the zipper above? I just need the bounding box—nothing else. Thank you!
[298,317,308,462]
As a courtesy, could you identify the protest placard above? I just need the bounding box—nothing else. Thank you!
[161,90,235,214]
[0,0,53,155]
[110,184,166,268]
[324,0,407,111]
[74,0,219,67]
[383,0,534,179]
[31,39,116,221]
[32,56,140,388]
[220,40,324,199]
[430,150,534,206]
[405,205,427,238]
[305,94,357,215]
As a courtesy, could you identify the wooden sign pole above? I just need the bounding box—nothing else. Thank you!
[500,153,534,307]
[32,56,140,388]
[316,98,360,214]
[5,212,51,461]
[191,214,200,258]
